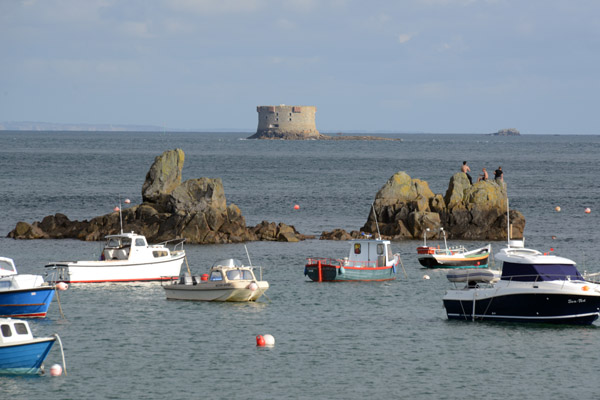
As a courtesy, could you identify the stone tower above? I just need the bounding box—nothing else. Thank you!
[248,105,320,139]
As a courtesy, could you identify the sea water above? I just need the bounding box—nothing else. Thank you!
[0,132,599,399]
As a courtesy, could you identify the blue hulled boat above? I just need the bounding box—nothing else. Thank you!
[0,318,56,374]
[0,257,56,318]
[305,238,400,282]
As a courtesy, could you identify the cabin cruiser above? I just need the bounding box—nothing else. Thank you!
[443,240,600,325]
[0,257,56,318]
[163,259,269,302]
[305,237,401,282]
[45,232,185,283]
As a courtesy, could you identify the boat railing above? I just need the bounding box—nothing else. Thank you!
[501,273,588,289]
[306,257,378,268]
[153,238,186,252]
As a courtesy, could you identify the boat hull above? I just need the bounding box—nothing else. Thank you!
[0,337,55,374]
[52,255,185,283]
[164,281,269,302]
[0,287,55,318]
[418,254,489,268]
[304,263,396,282]
[443,290,600,325]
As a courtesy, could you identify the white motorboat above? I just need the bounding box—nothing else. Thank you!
[45,232,185,283]
[443,240,600,325]
[163,258,269,302]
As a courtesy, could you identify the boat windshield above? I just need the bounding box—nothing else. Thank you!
[105,237,131,249]
[0,259,16,273]
[226,269,253,280]
[501,262,583,282]
[212,259,243,268]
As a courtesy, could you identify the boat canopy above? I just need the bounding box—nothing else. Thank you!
[212,259,244,268]
[501,262,584,282]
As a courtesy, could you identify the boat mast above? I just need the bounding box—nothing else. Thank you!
[371,203,381,240]
[119,199,123,234]
[441,227,448,250]
[506,197,510,246]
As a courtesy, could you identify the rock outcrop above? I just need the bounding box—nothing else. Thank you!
[8,149,313,244]
[322,171,525,241]
[493,128,521,136]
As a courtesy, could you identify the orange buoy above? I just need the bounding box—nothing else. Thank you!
[582,285,590,291]
[256,335,266,347]
[294,204,300,210]
[56,282,68,291]
[113,206,120,212]
[555,206,561,212]
[585,207,591,214]
[201,274,209,281]
[124,198,131,204]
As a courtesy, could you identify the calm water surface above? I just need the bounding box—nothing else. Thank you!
[0,132,599,399]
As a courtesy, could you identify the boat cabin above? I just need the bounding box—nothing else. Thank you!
[208,259,256,282]
[0,257,45,291]
[0,319,34,344]
[178,259,257,285]
[101,232,176,261]
[344,239,394,268]
[496,247,583,282]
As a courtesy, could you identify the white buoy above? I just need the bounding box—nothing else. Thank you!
[555,206,561,212]
[50,364,63,377]
[423,275,430,280]
[263,334,275,347]
[124,198,131,204]
[113,206,120,212]
[248,282,258,291]
[585,207,591,214]
[56,282,68,291]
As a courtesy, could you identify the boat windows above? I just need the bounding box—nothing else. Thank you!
[501,262,583,282]
[14,323,28,335]
[209,271,223,281]
[135,238,146,247]
[1,324,12,337]
[106,238,120,248]
[153,250,168,258]
[354,243,361,254]
[0,259,16,273]
[377,244,384,255]
[226,269,253,280]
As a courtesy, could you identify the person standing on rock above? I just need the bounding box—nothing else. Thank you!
[461,161,472,184]
[494,166,503,182]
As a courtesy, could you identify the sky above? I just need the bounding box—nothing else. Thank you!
[1,0,599,134]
